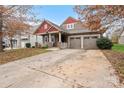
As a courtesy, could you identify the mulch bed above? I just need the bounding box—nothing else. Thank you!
[102,50,124,83]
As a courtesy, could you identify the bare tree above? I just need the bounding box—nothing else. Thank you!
[74,5,124,31]
[5,20,30,49]
[0,5,39,52]
[0,11,3,52]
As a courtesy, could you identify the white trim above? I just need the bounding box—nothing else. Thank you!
[59,32,61,42]
[49,33,52,42]
[48,31,60,34]
[36,31,60,35]
[46,26,52,32]
[81,36,84,48]
[36,33,47,35]
[46,20,63,31]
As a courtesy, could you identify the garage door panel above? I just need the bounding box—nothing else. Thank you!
[70,37,81,49]
[84,36,98,49]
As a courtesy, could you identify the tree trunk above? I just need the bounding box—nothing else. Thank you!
[10,38,13,49]
[0,36,3,52]
[0,12,3,52]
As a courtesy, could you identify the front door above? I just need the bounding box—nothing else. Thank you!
[51,35,55,47]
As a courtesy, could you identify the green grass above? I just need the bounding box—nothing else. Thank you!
[103,44,124,83]
[0,48,49,65]
[112,44,124,53]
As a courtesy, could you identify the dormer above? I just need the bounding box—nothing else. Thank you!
[67,23,74,29]
[60,17,78,30]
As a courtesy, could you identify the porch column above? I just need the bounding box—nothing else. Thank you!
[42,35,44,43]
[36,35,38,43]
[59,32,61,43]
[49,33,51,42]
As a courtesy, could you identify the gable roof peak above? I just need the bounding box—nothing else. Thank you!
[34,19,64,35]
[61,16,79,25]
[68,16,77,19]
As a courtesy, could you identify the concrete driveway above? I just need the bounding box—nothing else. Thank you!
[0,49,120,88]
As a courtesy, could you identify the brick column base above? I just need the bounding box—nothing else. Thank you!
[47,42,53,48]
[57,42,61,48]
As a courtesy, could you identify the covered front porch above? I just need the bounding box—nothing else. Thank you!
[34,20,68,48]
[42,32,68,48]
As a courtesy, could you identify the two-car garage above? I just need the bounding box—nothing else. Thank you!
[69,34,100,49]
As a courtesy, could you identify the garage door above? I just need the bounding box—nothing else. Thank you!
[70,37,81,49]
[83,36,98,49]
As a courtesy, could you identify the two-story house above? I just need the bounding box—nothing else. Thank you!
[34,17,102,49]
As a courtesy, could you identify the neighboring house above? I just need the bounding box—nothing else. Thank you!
[103,18,124,43]
[34,17,102,49]
[3,25,42,49]
[119,31,124,44]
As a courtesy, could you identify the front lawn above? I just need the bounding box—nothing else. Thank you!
[103,44,124,83]
[0,48,49,65]
[112,44,124,53]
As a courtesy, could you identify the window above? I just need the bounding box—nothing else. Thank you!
[84,37,90,39]
[44,36,48,42]
[44,24,48,29]
[70,37,74,39]
[21,38,28,41]
[76,37,80,39]
[51,36,55,42]
[67,23,74,29]
[92,36,98,39]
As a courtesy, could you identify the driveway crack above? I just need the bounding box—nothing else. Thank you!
[27,66,86,88]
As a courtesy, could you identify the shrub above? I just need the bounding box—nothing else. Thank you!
[96,37,113,49]
[2,45,5,49]
[25,43,31,48]
[32,46,35,48]
[42,45,48,49]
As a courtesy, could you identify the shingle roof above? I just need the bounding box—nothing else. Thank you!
[66,29,91,34]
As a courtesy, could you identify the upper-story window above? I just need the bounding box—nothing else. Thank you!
[67,23,74,29]
[44,24,48,29]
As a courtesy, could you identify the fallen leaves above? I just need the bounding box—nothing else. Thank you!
[0,48,48,65]
[102,50,124,83]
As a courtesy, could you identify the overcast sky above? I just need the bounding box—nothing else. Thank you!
[33,5,79,25]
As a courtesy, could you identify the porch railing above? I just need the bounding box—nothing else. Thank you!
[60,42,68,49]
